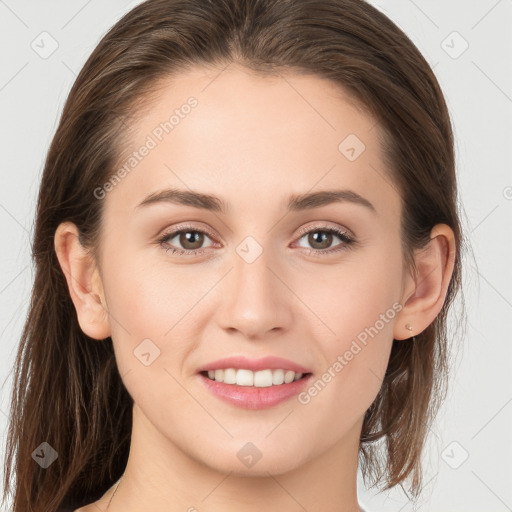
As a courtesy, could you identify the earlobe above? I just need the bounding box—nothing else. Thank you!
[54,221,111,340]
[394,223,456,340]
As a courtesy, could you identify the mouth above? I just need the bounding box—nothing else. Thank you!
[198,369,313,410]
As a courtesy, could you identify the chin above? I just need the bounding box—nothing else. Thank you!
[193,440,309,477]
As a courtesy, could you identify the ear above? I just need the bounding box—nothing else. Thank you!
[394,223,456,340]
[54,221,111,340]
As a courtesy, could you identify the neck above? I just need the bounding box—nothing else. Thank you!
[106,404,362,512]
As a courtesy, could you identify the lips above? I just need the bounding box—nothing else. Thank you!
[198,371,313,409]
[196,355,313,409]
[197,355,311,374]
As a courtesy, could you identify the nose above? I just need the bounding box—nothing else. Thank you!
[216,242,293,339]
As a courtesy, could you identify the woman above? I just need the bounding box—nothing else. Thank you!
[2,0,464,511]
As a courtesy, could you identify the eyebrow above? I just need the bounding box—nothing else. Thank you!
[135,187,377,215]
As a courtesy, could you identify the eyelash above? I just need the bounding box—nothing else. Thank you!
[156,223,355,257]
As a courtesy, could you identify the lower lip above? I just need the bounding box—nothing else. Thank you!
[199,373,312,410]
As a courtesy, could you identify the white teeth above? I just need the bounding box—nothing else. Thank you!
[204,368,306,386]
[272,369,284,385]
[223,368,237,384]
[253,369,272,387]
[236,369,254,386]
[284,370,295,384]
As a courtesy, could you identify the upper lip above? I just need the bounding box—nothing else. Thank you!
[198,355,311,374]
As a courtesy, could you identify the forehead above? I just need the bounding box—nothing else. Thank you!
[106,63,400,221]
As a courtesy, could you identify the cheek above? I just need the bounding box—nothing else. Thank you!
[297,300,396,436]
[102,249,199,335]
[295,249,402,416]
[295,246,403,345]
[100,258,207,421]
[101,252,215,379]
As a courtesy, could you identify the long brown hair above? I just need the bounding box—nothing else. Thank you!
[2,0,466,510]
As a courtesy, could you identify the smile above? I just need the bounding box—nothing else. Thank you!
[199,371,312,410]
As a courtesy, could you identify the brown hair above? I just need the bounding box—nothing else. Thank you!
[2,0,466,510]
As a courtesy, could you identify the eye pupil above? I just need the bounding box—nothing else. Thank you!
[309,231,332,249]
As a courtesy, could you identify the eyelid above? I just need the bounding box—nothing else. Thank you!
[158,222,220,243]
[294,222,354,240]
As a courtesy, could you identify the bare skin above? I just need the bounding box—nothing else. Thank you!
[55,63,456,512]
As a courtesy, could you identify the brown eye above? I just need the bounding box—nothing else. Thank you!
[177,230,205,250]
[158,227,215,255]
[296,227,354,254]
[306,231,334,250]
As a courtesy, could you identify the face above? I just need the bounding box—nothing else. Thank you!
[95,63,407,476]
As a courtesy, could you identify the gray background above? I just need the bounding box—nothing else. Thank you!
[0,1,511,511]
